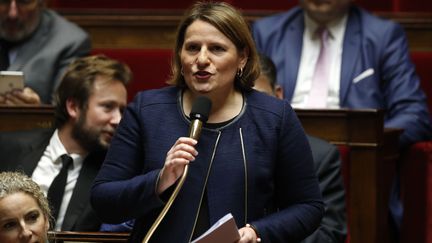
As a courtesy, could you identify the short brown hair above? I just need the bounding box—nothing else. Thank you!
[167,1,260,91]
[53,55,132,128]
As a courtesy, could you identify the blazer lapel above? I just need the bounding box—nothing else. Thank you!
[340,8,361,106]
[283,13,304,101]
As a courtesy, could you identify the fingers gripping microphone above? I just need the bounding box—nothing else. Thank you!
[143,96,212,243]
[189,96,212,140]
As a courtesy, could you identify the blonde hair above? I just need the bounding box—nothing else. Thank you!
[0,171,51,226]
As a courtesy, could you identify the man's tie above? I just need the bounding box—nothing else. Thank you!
[306,27,331,108]
[47,154,73,221]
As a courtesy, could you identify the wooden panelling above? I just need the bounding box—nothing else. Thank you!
[295,109,401,243]
[49,0,418,12]
[59,10,432,51]
[0,105,54,131]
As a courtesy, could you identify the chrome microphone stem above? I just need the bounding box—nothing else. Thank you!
[142,164,189,243]
[143,96,211,242]
[143,119,202,243]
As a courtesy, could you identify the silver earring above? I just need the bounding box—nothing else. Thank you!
[237,67,243,78]
[181,67,184,76]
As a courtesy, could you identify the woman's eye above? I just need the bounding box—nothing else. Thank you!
[25,211,41,224]
[2,221,17,230]
[186,44,200,52]
[211,46,225,52]
[27,212,39,222]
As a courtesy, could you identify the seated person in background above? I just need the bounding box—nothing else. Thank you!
[252,0,432,148]
[255,53,347,243]
[0,171,51,243]
[253,0,432,233]
[0,0,90,105]
[0,55,131,231]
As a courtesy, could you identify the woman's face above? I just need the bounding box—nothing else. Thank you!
[0,192,49,243]
[181,20,247,95]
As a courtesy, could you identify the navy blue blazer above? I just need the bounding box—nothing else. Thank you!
[91,87,324,242]
[253,6,432,147]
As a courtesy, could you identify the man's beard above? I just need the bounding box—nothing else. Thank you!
[0,13,40,42]
[71,113,107,153]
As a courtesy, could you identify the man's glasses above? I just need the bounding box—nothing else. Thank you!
[0,0,38,9]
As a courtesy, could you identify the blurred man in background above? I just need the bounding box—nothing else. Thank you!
[0,0,90,105]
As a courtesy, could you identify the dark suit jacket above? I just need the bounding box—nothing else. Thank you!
[304,136,347,243]
[253,6,432,147]
[0,128,103,231]
[6,9,90,104]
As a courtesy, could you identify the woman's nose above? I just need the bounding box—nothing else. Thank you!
[19,223,33,240]
[196,49,210,65]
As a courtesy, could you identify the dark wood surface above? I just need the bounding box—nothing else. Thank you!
[295,109,401,243]
[1,106,401,243]
[0,105,54,131]
[48,231,129,242]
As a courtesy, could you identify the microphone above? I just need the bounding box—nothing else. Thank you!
[142,96,211,243]
[189,96,212,140]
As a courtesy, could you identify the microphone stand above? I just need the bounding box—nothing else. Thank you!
[142,165,190,243]
[142,119,204,243]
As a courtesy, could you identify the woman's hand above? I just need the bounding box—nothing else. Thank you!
[0,87,41,105]
[157,137,198,194]
[238,225,261,243]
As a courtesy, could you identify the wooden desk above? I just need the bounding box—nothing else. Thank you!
[0,105,54,131]
[295,108,401,243]
[48,231,129,242]
[57,9,432,51]
[1,106,400,243]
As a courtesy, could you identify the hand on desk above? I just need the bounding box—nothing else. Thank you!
[0,87,41,105]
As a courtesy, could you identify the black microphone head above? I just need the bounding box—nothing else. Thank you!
[190,96,212,123]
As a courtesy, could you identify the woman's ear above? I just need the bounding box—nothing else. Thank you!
[238,47,249,69]
[44,215,50,231]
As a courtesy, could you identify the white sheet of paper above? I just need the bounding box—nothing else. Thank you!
[191,213,240,243]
